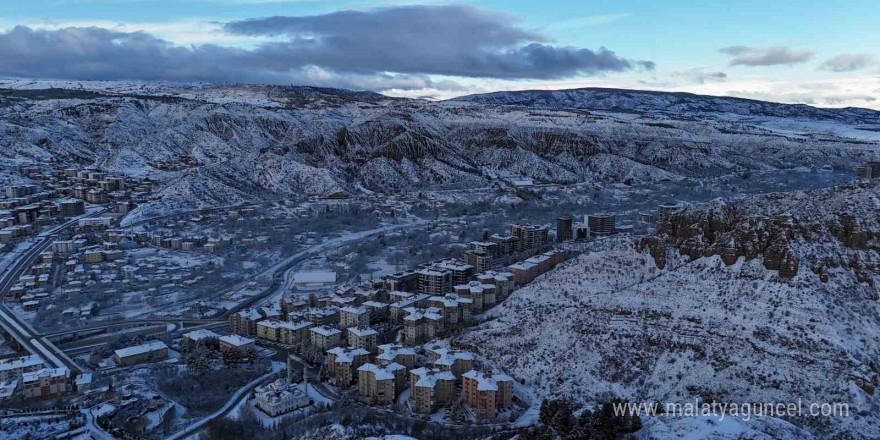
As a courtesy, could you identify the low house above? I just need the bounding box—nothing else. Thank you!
[114,341,169,366]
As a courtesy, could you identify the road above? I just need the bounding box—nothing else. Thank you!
[162,366,281,440]
[235,218,429,314]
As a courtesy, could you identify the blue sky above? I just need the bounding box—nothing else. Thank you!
[2,0,879,108]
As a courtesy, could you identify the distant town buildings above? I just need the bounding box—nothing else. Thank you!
[856,161,880,180]
[556,216,573,242]
[587,213,616,236]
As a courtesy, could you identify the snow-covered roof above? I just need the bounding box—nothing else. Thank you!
[357,362,403,381]
[310,326,341,337]
[219,335,254,347]
[362,301,388,308]
[22,367,70,383]
[327,346,369,362]
[0,354,43,373]
[347,326,378,337]
[182,329,220,341]
[462,370,513,391]
[114,340,168,358]
[293,271,337,284]
[412,368,455,388]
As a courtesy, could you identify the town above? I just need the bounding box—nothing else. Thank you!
[1,160,877,440]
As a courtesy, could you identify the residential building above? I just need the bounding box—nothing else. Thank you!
[587,213,616,235]
[114,340,169,366]
[229,308,264,336]
[376,344,416,370]
[510,223,549,251]
[339,306,370,328]
[347,326,379,353]
[464,250,492,273]
[219,335,255,353]
[309,326,342,350]
[0,354,44,382]
[403,307,445,344]
[557,216,573,242]
[21,368,69,399]
[357,362,406,405]
[326,347,370,387]
[462,370,514,418]
[181,329,220,349]
[417,268,452,295]
[424,344,476,378]
[409,367,456,414]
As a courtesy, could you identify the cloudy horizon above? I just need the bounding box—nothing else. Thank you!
[1,1,878,109]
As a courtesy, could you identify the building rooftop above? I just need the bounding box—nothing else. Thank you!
[0,354,44,373]
[114,340,168,358]
[463,370,514,391]
[219,335,255,347]
[182,329,220,341]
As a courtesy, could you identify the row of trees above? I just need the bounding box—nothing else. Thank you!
[520,398,642,440]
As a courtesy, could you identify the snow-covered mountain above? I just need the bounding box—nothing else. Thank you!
[1,80,878,219]
[453,87,880,125]
[460,180,880,439]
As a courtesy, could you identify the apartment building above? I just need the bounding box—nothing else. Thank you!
[469,241,499,257]
[409,367,456,414]
[587,213,616,235]
[22,368,69,400]
[557,216,573,242]
[309,326,342,350]
[362,301,389,323]
[325,346,370,387]
[510,223,549,251]
[416,268,452,295]
[383,271,419,293]
[464,250,492,274]
[389,294,430,323]
[462,370,514,419]
[424,344,475,378]
[432,260,474,286]
[454,281,497,314]
[339,306,370,328]
[490,233,519,256]
[357,362,406,405]
[0,354,44,382]
[403,307,445,345]
[376,344,416,370]
[347,326,379,353]
[476,271,514,300]
[229,308,264,336]
[306,307,339,327]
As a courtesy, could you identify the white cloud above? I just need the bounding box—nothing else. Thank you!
[551,13,632,30]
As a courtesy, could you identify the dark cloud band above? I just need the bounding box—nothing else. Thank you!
[0,5,653,90]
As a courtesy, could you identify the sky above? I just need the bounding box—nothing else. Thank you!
[1,0,879,108]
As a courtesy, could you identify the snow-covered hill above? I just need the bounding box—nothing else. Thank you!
[453,87,880,125]
[460,180,880,439]
[1,80,878,218]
